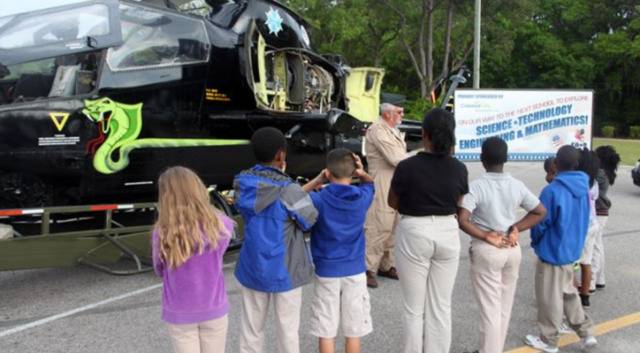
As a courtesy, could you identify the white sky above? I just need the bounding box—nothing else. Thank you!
[1,0,85,17]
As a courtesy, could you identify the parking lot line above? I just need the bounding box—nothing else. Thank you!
[0,283,162,339]
[505,311,640,353]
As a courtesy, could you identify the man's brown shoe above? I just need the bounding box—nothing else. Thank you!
[377,267,399,280]
[366,271,378,288]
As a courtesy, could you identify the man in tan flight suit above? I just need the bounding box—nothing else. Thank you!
[364,103,407,288]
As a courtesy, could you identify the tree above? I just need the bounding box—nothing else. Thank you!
[378,0,473,98]
[501,0,640,132]
[284,0,640,133]
[283,0,401,67]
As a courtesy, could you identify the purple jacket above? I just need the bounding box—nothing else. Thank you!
[152,215,233,324]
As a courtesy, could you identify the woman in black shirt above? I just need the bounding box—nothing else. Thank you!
[388,108,468,353]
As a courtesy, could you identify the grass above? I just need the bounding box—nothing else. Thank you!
[593,138,640,166]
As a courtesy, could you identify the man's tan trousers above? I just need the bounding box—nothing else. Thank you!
[470,241,521,353]
[365,208,396,272]
[238,286,302,353]
[535,259,594,347]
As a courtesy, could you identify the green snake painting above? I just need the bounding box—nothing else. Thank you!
[82,97,250,174]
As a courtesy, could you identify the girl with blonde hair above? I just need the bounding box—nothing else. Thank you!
[152,166,234,353]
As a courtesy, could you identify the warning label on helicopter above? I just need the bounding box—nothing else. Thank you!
[38,134,80,146]
[205,88,231,102]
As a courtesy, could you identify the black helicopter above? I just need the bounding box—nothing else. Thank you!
[0,0,386,208]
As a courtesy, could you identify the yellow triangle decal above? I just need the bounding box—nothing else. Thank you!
[49,112,70,132]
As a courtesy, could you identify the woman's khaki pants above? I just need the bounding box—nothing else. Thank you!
[395,215,460,353]
[167,315,228,353]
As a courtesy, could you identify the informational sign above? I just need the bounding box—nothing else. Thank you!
[454,89,593,161]
[38,134,80,146]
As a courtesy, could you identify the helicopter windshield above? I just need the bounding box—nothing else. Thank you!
[105,3,210,71]
[0,0,122,66]
[1,0,87,17]
[0,5,110,51]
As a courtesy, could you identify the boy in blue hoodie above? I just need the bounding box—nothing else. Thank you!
[302,148,375,353]
[234,127,318,353]
[524,145,596,353]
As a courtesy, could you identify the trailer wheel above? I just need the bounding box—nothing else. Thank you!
[0,173,53,208]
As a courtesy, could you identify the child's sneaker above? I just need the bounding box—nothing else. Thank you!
[524,335,559,353]
[582,335,598,348]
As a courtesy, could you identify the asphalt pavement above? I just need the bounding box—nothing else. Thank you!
[1,162,639,353]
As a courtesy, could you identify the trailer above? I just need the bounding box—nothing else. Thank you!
[0,189,239,275]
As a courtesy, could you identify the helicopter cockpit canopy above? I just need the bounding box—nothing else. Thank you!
[0,0,213,105]
[105,3,210,72]
[0,0,123,66]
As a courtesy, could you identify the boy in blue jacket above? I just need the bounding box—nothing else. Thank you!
[234,127,318,353]
[302,148,375,353]
[524,145,596,353]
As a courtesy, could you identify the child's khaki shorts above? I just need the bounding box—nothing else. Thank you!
[309,273,373,338]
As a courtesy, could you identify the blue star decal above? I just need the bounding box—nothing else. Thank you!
[265,7,283,36]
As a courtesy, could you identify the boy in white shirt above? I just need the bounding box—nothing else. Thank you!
[458,137,547,353]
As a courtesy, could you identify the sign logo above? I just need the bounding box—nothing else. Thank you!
[49,112,70,132]
[552,134,564,147]
[265,7,283,36]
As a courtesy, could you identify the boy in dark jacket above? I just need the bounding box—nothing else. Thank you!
[524,146,596,353]
[302,148,375,353]
[234,127,318,353]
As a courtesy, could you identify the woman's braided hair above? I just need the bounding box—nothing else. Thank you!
[595,145,621,185]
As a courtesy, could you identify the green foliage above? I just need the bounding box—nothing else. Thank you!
[404,98,439,121]
[601,125,616,138]
[283,0,640,129]
[283,0,399,67]
[630,126,640,139]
